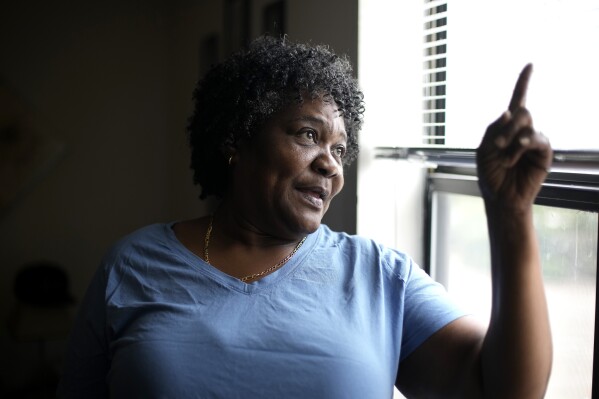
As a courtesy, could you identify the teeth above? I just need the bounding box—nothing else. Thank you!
[298,187,326,200]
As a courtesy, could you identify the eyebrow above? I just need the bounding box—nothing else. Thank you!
[288,115,348,140]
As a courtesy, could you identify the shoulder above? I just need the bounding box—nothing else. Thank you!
[315,224,415,282]
[98,222,176,282]
[104,223,173,260]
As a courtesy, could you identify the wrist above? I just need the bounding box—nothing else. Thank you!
[484,199,534,220]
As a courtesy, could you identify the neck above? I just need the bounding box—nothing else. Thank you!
[203,209,308,282]
[214,201,305,248]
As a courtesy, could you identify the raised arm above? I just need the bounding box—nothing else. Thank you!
[397,65,553,398]
[476,63,553,398]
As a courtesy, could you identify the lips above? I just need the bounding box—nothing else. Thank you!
[296,185,329,208]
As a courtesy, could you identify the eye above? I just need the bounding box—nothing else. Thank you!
[333,145,346,159]
[298,129,317,143]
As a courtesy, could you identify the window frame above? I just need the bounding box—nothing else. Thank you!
[376,146,599,398]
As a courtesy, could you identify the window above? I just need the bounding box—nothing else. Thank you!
[358,1,599,398]
[432,194,597,397]
[422,0,447,144]
[425,155,598,398]
[359,0,599,149]
[373,148,599,399]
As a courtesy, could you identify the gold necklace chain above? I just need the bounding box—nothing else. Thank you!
[203,214,307,282]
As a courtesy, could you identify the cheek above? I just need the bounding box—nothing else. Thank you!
[277,149,313,180]
[330,175,345,199]
[323,176,344,214]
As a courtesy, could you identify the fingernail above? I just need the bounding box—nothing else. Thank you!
[520,137,531,146]
[495,136,507,148]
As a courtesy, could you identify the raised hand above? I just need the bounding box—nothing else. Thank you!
[476,64,553,212]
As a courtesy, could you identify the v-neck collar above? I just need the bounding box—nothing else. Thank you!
[165,222,321,294]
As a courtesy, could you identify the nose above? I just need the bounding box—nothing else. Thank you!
[312,150,341,178]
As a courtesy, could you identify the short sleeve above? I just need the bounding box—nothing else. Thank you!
[399,262,466,362]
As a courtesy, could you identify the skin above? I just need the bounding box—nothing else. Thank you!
[396,64,553,398]
[173,94,347,281]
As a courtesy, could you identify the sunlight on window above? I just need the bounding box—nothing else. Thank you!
[433,193,597,399]
[359,3,599,397]
[447,0,599,150]
[359,0,599,150]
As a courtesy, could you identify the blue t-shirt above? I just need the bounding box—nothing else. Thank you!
[58,223,465,398]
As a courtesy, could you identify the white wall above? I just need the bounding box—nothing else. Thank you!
[357,0,425,263]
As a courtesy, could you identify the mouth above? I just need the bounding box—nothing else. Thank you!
[296,186,329,208]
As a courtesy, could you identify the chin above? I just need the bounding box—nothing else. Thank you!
[298,214,324,234]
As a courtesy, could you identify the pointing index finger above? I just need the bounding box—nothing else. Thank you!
[508,63,533,112]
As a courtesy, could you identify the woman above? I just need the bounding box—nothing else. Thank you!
[59,37,552,398]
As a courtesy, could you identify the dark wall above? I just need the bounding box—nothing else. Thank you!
[0,0,358,394]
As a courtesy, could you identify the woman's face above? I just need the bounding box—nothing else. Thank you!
[231,95,347,238]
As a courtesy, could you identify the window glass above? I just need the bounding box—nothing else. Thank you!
[359,0,599,150]
[360,4,599,398]
[432,192,597,398]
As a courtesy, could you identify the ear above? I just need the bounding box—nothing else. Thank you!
[222,135,251,165]
[222,144,237,166]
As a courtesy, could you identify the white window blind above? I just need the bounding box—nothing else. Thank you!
[359,0,599,150]
[423,1,447,144]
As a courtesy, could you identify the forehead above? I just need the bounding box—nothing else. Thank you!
[277,95,347,137]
